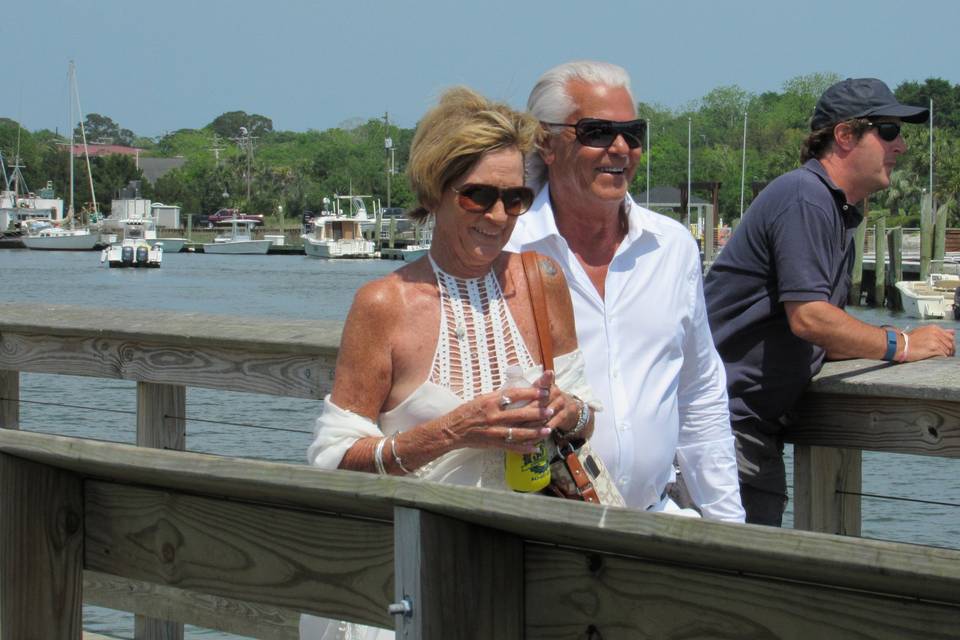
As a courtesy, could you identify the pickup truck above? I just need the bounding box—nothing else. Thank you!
[207,208,264,226]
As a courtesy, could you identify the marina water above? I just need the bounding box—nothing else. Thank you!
[2,249,958,638]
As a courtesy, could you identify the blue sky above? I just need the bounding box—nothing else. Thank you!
[5,0,959,138]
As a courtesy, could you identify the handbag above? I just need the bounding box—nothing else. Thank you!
[520,252,626,507]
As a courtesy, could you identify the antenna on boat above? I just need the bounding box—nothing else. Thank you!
[929,98,934,202]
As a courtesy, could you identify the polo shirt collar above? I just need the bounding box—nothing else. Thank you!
[803,159,863,225]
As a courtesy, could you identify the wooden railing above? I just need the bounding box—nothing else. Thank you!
[1,303,959,638]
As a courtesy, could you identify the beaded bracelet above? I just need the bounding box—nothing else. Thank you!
[373,436,388,475]
[390,433,412,475]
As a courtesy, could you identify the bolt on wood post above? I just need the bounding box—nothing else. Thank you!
[393,506,523,639]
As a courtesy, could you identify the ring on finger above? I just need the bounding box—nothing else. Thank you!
[505,427,514,443]
[499,394,512,409]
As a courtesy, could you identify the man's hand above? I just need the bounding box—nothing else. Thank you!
[904,325,955,361]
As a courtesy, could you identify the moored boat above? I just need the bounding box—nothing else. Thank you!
[894,274,960,319]
[100,219,162,267]
[203,218,272,254]
[301,196,376,259]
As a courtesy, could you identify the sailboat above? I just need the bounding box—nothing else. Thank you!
[22,61,99,251]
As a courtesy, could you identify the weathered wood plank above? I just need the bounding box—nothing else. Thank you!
[83,480,394,628]
[137,382,185,451]
[809,358,960,402]
[849,216,866,305]
[4,431,958,606]
[786,393,960,457]
[0,369,17,430]
[84,571,299,640]
[394,507,522,639]
[793,445,861,535]
[888,227,903,311]
[524,544,960,639]
[0,303,343,354]
[0,452,84,639]
[874,217,886,307]
[0,333,334,398]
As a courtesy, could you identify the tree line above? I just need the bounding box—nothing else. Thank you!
[2,73,959,227]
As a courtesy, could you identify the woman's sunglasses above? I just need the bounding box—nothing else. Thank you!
[867,121,902,142]
[541,118,647,149]
[453,184,535,216]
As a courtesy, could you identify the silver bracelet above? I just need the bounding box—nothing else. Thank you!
[567,397,591,439]
[373,436,388,475]
[390,432,412,475]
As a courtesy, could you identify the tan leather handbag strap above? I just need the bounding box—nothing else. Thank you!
[521,251,554,372]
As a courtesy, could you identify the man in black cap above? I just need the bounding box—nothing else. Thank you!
[703,77,955,526]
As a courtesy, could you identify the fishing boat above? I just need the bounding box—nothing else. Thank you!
[894,273,960,319]
[0,147,65,231]
[400,218,433,262]
[203,218,272,254]
[301,195,376,259]
[100,219,162,267]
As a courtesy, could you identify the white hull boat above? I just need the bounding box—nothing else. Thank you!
[21,222,98,250]
[203,218,272,255]
[148,237,187,253]
[100,219,162,267]
[302,234,374,258]
[895,274,960,320]
[399,245,430,262]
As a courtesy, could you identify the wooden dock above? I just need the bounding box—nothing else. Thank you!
[1,303,958,639]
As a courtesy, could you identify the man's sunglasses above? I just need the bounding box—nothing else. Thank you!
[453,183,535,216]
[541,118,647,149]
[867,121,902,142]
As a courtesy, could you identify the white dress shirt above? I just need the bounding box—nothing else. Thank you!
[505,187,744,522]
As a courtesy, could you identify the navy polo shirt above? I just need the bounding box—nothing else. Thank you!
[703,159,863,429]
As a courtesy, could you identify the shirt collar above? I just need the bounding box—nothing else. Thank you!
[523,185,668,247]
[803,158,863,225]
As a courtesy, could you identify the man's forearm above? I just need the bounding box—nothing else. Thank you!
[784,300,888,360]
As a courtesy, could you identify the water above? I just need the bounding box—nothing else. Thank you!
[1,249,958,637]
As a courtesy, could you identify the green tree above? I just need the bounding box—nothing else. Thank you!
[74,113,136,146]
[207,111,274,140]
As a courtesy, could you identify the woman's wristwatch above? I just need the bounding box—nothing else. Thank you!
[565,396,591,439]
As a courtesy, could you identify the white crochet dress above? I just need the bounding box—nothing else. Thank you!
[301,257,597,639]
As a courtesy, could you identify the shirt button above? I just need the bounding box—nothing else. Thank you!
[842,205,849,210]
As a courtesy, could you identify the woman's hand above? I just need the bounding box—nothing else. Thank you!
[527,370,584,439]
[444,384,553,454]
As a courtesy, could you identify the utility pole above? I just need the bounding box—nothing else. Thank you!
[384,112,393,208]
[231,127,257,208]
[209,134,225,167]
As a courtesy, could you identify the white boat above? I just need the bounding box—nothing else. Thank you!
[23,61,101,250]
[21,219,99,250]
[148,237,186,253]
[400,218,433,262]
[895,274,960,319]
[301,196,376,259]
[100,219,162,268]
[203,218,272,255]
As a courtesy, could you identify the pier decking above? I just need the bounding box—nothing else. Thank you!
[1,303,958,639]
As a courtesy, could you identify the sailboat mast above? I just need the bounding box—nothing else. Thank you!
[73,63,98,223]
[68,61,75,223]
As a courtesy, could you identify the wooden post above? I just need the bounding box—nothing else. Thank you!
[874,217,886,308]
[136,382,186,451]
[920,193,933,280]
[388,217,397,249]
[393,507,522,639]
[136,382,186,640]
[0,370,18,430]
[933,201,948,273]
[888,227,903,311]
[793,445,862,536]
[849,216,866,305]
[0,453,84,639]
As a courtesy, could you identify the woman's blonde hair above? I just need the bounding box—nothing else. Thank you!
[407,87,540,221]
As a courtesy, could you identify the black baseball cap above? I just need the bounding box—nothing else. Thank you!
[811,78,929,130]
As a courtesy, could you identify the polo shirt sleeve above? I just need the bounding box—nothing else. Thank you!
[770,198,839,303]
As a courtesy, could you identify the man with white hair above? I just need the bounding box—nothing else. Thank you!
[506,61,744,522]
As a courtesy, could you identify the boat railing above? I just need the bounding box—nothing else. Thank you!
[1,303,958,638]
